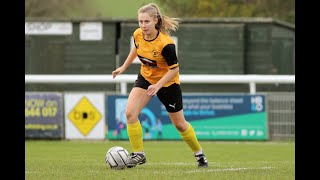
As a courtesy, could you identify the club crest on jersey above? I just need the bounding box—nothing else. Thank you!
[152,50,160,57]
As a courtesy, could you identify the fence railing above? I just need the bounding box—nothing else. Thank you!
[25,74,295,94]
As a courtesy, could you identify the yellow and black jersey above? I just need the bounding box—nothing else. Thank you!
[133,28,180,87]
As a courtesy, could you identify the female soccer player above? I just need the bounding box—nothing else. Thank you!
[112,3,208,168]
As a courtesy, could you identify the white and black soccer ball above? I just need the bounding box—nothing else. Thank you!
[105,146,129,170]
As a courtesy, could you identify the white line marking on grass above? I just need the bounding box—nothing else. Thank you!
[150,162,195,166]
[186,166,273,173]
[152,166,273,174]
[148,161,290,166]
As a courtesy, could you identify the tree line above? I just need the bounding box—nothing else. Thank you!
[25,0,294,24]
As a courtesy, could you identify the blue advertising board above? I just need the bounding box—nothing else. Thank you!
[106,94,267,140]
[25,92,64,139]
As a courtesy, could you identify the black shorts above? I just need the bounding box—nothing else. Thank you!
[133,73,183,113]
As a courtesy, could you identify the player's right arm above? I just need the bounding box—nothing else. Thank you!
[112,46,137,79]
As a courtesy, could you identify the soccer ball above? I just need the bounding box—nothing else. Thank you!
[105,146,129,170]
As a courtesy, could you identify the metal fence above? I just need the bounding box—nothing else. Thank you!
[267,92,295,140]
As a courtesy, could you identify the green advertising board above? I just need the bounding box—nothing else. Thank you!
[106,94,268,140]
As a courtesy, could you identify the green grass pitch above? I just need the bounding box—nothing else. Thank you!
[26,140,294,179]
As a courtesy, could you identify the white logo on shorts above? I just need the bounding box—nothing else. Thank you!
[169,103,176,109]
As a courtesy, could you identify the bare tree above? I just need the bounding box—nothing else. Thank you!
[25,0,85,18]
[156,0,294,24]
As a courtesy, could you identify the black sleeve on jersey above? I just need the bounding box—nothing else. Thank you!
[133,38,137,48]
[162,44,178,66]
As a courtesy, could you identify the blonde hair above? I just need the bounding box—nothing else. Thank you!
[138,3,181,35]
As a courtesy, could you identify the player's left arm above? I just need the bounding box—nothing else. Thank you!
[147,44,179,96]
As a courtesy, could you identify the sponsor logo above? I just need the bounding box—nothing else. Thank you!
[138,56,158,68]
[169,103,176,109]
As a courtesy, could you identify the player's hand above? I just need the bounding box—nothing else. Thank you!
[112,66,125,79]
[147,84,161,96]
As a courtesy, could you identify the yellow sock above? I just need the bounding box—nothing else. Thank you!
[179,123,202,153]
[127,121,144,152]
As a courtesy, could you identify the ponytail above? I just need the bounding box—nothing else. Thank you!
[138,3,181,35]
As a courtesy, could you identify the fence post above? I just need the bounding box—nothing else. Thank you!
[120,82,127,95]
[249,82,256,94]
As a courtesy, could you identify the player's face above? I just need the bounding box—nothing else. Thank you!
[138,12,158,35]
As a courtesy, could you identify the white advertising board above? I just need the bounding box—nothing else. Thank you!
[80,22,103,41]
[64,93,105,140]
[25,22,72,35]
